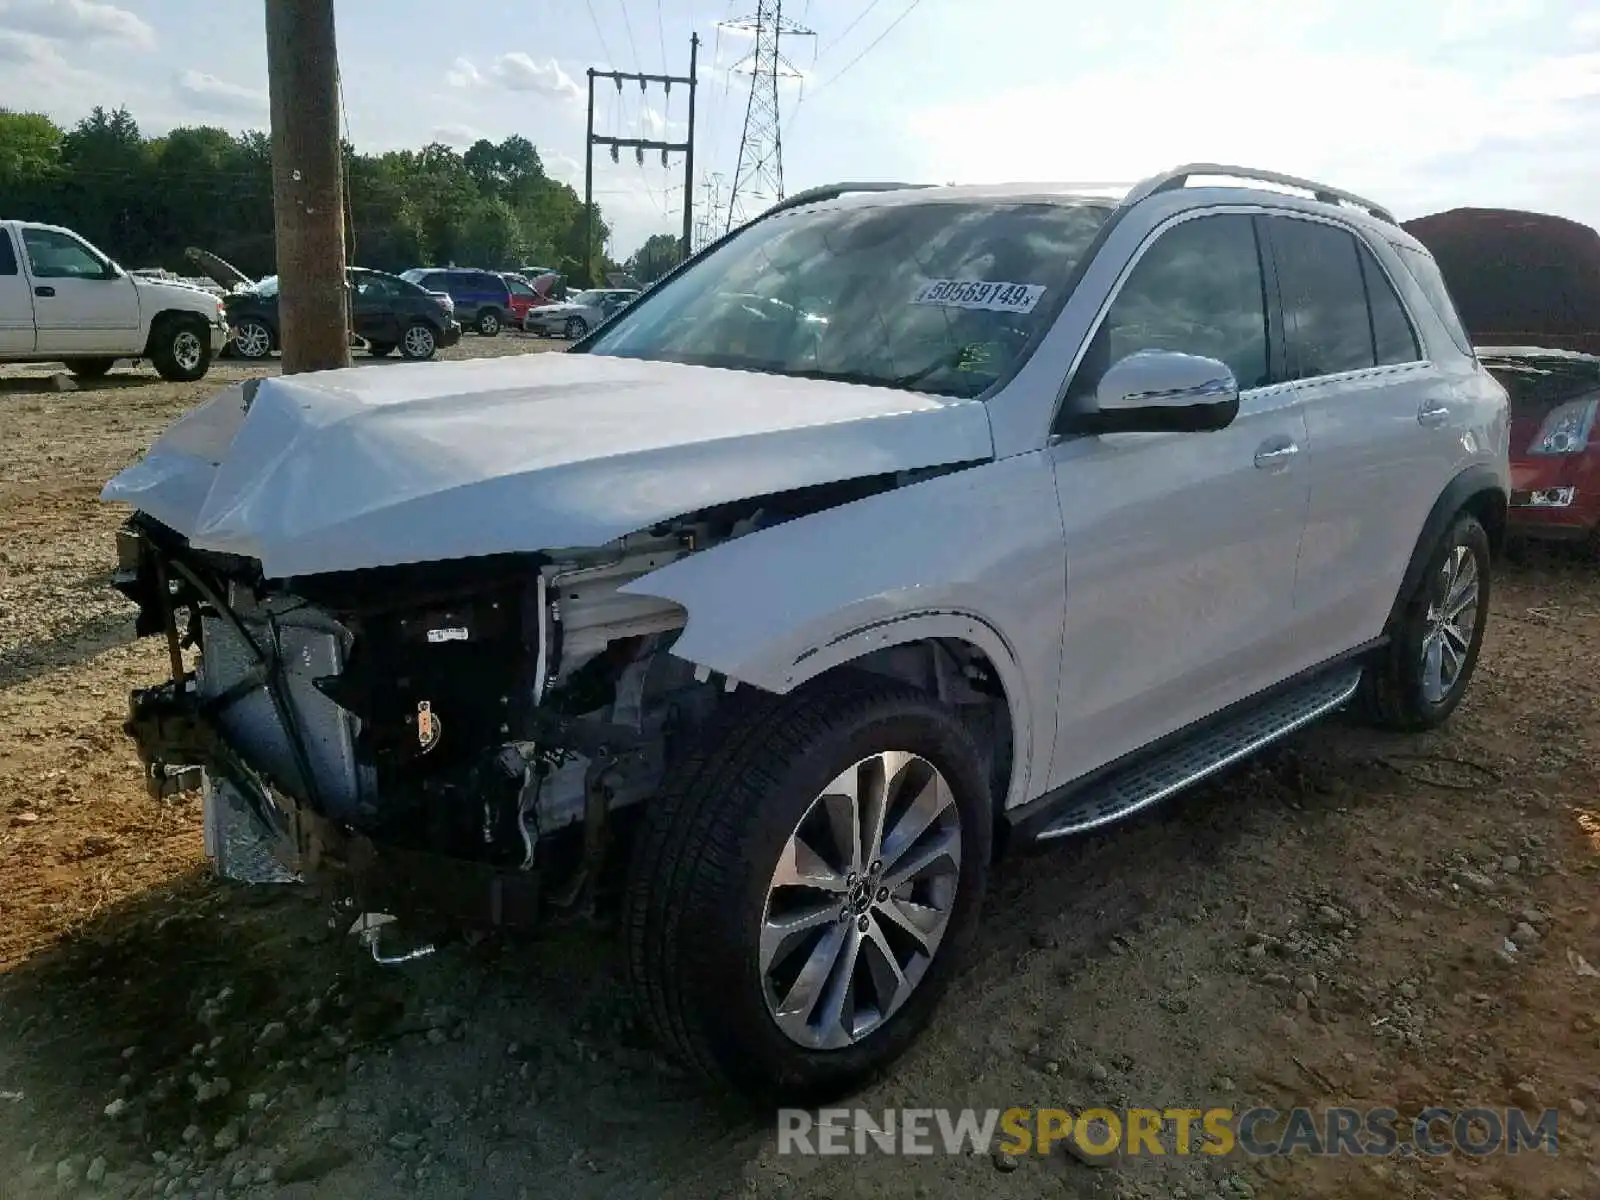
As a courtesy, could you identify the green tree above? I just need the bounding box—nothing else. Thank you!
[626,232,684,284]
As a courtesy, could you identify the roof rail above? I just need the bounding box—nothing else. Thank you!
[1122,163,1396,224]
[754,181,932,221]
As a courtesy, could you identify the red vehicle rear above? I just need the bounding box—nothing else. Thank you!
[1480,348,1600,548]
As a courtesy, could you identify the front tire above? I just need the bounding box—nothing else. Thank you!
[1360,512,1491,731]
[623,673,991,1105]
[399,322,438,361]
[151,318,213,382]
[563,315,588,339]
[231,318,274,361]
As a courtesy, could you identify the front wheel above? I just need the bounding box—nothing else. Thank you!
[563,316,588,339]
[399,322,438,361]
[232,319,274,361]
[623,673,991,1104]
[1359,512,1491,731]
[151,318,213,382]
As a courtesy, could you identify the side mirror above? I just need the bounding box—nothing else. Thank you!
[1068,350,1240,435]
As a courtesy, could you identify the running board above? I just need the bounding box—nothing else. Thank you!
[1032,666,1364,841]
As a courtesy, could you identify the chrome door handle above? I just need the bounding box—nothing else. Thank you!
[1254,441,1300,468]
[1418,403,1451,427]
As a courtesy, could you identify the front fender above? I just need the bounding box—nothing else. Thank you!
[619,452,1069,810]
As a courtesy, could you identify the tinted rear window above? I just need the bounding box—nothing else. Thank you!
[0,230,16,275]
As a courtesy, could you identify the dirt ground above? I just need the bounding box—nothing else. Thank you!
[0,339,1596,1200]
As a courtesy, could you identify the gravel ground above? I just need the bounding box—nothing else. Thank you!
[0,339,1597,1200]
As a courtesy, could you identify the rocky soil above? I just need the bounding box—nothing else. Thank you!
[0,342,1596,1200]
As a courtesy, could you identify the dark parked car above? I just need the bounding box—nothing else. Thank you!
[227,268,461,361]
[399,267,513,336]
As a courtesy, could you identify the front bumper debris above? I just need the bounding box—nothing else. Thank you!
[125,679,542,930]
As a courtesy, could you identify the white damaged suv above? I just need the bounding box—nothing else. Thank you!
[104,165,1509,1103]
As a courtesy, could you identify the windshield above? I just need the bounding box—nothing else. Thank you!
[505,276,536,296]
[585,199,1110,397]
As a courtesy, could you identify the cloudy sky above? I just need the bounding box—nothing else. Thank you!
[1,0,1598,258]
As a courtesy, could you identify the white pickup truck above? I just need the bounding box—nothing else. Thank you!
[0,219,230,381]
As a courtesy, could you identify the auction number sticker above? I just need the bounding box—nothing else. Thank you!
[911,279,1046,313]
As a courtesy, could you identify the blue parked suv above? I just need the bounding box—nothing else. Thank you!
[399,267,513,336]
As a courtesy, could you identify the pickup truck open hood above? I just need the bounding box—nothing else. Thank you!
[101,352,994,578]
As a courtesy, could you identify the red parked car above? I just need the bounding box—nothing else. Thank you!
[501,272,559,326]
[1479,347,1600,550]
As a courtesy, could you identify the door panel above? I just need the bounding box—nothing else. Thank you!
[21,228,140,353]
[1046,212,1312,789]
[0,229,35,353]
[1264,215,1447,664]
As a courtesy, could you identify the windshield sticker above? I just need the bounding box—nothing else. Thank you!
[911,280,1046,314]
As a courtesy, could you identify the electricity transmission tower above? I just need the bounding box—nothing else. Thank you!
[693,172,728,249]
[723,1,813,231]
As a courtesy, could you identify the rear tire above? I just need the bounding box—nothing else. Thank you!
[67,358,116,379]
[151,317,213,382]
[1359,513,1491,731]
[476,308,503,336]
[623,672,991,1105]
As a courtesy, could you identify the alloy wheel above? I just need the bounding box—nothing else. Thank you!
[1420,543,1480,704]
[760,750,962,1051]
[235,322,271,358]
[403,325,436,358]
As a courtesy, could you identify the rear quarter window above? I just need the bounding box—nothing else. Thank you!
[1394,245,1474,358]
[0,230,17,275]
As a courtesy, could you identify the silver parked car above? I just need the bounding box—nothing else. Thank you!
[523,286,640,338]
[104,164,1508,1105]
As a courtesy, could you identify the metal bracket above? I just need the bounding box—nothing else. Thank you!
[348,911,436,966]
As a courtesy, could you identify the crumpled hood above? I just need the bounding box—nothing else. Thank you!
[102,352,994,578]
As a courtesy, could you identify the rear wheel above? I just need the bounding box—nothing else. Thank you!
[623,673,991,1104]
[399,322,438,361]
[67,358,116,379]
[476,308,503,336]
[151,318,213,382]
[1360,512,1491,731]
[564,315,588,339]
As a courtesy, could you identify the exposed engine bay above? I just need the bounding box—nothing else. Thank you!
[113,469,1011,929]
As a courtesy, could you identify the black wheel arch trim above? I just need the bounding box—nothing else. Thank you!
[1385,463,1507,634]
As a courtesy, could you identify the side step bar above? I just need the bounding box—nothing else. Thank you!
[1032,666,1364,841]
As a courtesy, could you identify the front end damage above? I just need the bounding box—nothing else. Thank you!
[113,512,718,934]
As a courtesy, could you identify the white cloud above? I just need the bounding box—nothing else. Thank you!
[431,122,484,146]
[491,53,581,102]
[0,0,153,48]
[173,69,266,116]
[906,48,1600,225]
[444,56,481,88]
[447,52,582,105]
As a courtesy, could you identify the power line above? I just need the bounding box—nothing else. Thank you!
[583,0,616,66]
[816,0,884,56]
[786,0,922,138]
[616,0,643,71]
[812,0,922,94]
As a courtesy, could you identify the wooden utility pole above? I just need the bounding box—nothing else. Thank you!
[264,0,350,373]
[583,34,700,286]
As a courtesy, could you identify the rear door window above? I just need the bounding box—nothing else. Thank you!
[1358,243,1422,366]
[1268,216,1375,379]
[0,230,17,274]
